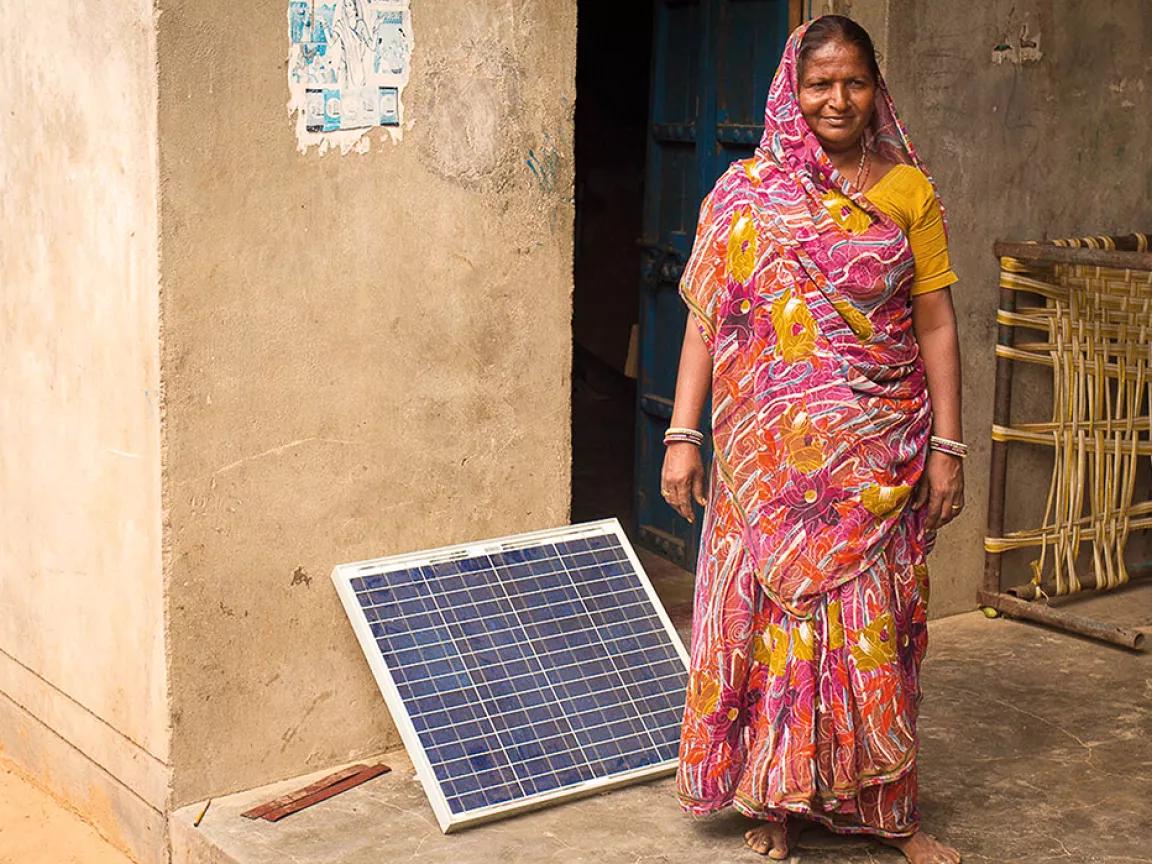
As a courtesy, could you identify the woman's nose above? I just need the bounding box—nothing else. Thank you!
[828,84,849,110]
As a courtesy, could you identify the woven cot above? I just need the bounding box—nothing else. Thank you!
[981,233,1152,649]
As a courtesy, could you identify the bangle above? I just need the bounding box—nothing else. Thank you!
[664,427,704,447]
[929,435,968,459]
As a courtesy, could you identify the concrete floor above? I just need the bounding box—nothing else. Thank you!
[172,581,1152,864]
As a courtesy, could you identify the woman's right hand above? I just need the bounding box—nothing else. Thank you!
[661,443,707,523]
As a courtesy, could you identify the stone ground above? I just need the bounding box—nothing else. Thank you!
[0,761,132,864]
[171,580,1152,864]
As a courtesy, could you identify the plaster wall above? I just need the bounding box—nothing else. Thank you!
[0,1,168,860]
[158,0,577,807]
[854,0,1152,616]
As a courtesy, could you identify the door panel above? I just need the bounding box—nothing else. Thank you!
[635,0,791,570]
[717,1,786,128]
[660,3,701,125]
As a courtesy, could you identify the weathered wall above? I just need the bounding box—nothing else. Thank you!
[0,2,168,861]
[158,0,577,806]
[860,0,1152,616]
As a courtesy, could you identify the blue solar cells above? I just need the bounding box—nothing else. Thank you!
[344,529,688,819]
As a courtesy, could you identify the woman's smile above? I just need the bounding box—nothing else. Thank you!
[821,115,854,126]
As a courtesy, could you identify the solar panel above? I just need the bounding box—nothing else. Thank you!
[331,519,689,832]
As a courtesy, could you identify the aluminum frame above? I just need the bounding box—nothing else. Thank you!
[331,518,690,833]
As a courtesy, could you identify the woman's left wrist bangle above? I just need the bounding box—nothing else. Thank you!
[929,435,968,459]
[664,427,704,447]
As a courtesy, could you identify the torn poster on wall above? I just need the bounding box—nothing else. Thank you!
[287,0,413,154]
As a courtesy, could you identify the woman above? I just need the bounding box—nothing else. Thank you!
[662,16,964,864]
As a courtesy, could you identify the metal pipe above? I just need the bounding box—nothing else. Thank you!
[1006,565,1152,600]
[977,590,1147,651]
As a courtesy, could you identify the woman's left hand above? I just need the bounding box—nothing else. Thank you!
[912,450,965,530]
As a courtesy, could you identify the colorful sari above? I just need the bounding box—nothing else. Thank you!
[675,24,944,837]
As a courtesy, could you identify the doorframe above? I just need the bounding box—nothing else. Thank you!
[789,0,804,31]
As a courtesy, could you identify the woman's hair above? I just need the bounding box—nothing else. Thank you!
[798,15,881,81]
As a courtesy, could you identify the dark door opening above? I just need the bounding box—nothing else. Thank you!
[572,0,797,572]
[570,2,653,529]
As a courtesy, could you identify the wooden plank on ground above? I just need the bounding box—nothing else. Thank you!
[259,764,392,822]
[241,764,388,820]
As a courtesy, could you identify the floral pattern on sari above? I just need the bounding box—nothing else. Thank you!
[676,22,949,837]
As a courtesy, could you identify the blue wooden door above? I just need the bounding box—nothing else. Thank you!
[635,0,792,570]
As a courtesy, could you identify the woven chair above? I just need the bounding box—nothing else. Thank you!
[981,233,1152,649]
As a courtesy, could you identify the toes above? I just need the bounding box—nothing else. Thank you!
[927,835,961,864]
[744,826,788,858]
[927,842,961,864]
[744,829,771,855]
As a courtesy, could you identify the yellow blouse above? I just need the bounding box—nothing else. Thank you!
[824,164,958,296]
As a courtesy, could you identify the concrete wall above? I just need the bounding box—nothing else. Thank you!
[0,2,168,862]
[157,0,577,807]
[844,0,1152,616]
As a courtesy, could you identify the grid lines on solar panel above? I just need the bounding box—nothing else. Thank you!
[349,532,687,815]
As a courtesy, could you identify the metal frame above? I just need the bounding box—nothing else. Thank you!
[981,238,1152,651]
[331,518,691,833]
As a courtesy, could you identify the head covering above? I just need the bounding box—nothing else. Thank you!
[680,21,941,614]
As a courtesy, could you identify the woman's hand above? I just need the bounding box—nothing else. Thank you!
[661,443,707,523]
[913,450,965,530]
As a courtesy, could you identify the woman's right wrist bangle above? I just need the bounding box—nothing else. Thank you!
[664,427,704,447]
[929,435,968,459]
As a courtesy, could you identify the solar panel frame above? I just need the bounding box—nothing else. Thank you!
[331,518,689,833]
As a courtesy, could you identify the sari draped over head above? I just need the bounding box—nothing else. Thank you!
[676,23,946,836]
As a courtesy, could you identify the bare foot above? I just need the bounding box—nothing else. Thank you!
[881,830,961,864]
[744,819,798,859]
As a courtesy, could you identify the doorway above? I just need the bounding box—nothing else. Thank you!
[570,1,651,530]
[571,0,798,571]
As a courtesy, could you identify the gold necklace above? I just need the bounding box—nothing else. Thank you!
[854,143,871,190]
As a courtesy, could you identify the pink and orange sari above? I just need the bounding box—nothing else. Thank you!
[676,25,944,837]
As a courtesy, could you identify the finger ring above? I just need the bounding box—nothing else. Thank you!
[661,488,672,497]
[951,503,964,510]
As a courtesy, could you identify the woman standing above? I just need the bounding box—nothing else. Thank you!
[662,16,964,864]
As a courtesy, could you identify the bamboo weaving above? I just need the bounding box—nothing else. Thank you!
[985,234,1152,599]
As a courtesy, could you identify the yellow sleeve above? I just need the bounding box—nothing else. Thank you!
[906,171,959,296]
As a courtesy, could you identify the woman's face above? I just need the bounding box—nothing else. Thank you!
[797,39,877,153]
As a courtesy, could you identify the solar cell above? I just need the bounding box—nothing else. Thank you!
[332,519,689,832]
